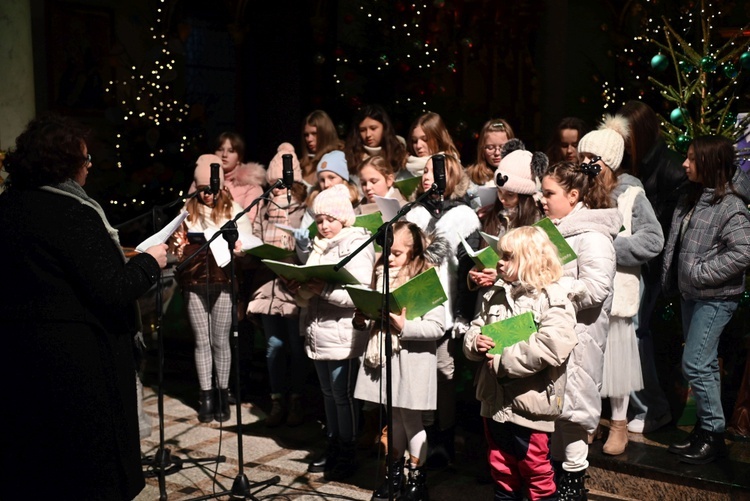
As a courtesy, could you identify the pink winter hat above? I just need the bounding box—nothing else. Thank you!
[312,184,356,227]
[495,150,537,195]
[267,142,302,184]
[194,154,224,188]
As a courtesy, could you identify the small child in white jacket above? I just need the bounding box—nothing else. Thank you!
[463,226,578,501]
[288,184,375,481]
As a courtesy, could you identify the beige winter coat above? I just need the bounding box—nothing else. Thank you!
[463,280,578,432]
[247,195,306,317]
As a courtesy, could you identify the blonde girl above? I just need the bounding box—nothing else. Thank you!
[357,155,407,215]
[354,221,446,501]
[463,226,578,501]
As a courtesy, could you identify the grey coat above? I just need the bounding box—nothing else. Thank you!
[662,168,750,300]
[354,303,445,410]
[612,174,664,268]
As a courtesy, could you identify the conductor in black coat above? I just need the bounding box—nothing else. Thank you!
[0,114,168,500]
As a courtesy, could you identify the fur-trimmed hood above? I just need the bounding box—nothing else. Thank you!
[227,161,267,187]
[556,204,622,242]
[424,235,452,267]
[451,171,471,200]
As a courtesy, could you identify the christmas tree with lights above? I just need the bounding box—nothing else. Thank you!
[640,0,750,154]
[102,0,203,226]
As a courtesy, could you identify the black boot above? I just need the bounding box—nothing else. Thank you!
[558,469,588,501]
[667,422,702,454]
[198,389,215,423]
[325,440,358,481]
[403,464,428,501]
[424,425,452,470]
[677,428,728,464]
[493,486,523,500]
[214,388,231,422]
[308,436,338,473]
[371,457,405,500]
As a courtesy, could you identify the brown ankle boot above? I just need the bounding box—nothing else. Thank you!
[603,419,628,455]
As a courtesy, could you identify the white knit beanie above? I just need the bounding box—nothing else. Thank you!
[312,184,356,227]
[577,115,630,170]
[495,150,538,195]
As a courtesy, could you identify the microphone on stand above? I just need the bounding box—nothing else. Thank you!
[282,153,294,206]
[209,163,221,208]
[432,154,446,204]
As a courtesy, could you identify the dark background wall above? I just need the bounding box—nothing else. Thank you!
[29,0,750,226]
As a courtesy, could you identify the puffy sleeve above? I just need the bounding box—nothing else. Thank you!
[615,191,664,267]
[689,204,750,288]
[568,232,616,312]
[495,289,578,378]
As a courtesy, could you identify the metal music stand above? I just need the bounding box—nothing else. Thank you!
[175,182,284,500]
[334,171,443,501]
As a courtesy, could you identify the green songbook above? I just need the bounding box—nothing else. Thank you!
[394,176,421,198]
[344,267,447,320]
[481,311,538,355]
[460,233,499,270]
[244,244,295,261]
[261,259,359,284]
[533,217,577,265]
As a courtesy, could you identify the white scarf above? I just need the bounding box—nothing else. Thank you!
[363,265,404,368]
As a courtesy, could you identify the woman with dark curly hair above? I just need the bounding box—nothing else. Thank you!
[0,113,168,500]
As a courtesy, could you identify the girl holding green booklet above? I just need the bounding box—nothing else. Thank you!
[353,221,446,501]
[463,226,578,501]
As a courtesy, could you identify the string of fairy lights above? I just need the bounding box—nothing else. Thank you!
[334,2,446,115]
[104,0,193,210]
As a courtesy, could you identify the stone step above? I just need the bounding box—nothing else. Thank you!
[586,426,750,500]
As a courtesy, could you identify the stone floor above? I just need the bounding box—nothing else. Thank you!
[135,385,493,501]
[133,288,750,500]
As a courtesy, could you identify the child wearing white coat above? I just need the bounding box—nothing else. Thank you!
[289,183,376,481]
[539,160,622,499]
[354,221,446,501]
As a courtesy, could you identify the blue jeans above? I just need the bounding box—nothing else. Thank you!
[680,297,739,433]
[314,358,360,442]
[629,276,671,421]
[261,314,306,396]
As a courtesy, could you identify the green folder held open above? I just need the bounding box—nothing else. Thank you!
[307,211,384,240]
[344,267,447,320]
[532,217,577,265]
[244,244,295,261]
[481,311,538,355]
[261,259,359,284]
[460,233,499,270]
[393,176,421,198]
